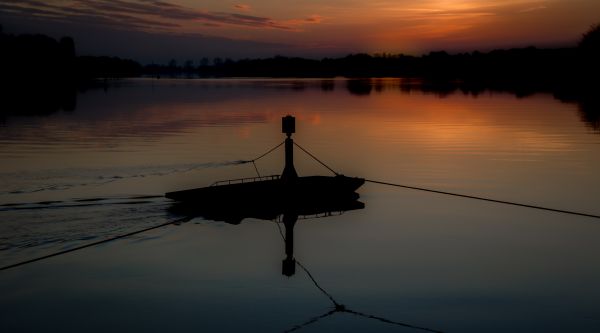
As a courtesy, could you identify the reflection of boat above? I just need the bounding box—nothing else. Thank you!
[165,115,364,207]
[169,190,364,225]
[169,186,364,277]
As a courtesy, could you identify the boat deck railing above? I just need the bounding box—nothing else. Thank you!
[274,210,345,222]
[210,175,280,187]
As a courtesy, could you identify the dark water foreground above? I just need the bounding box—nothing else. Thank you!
[1,78,599,332]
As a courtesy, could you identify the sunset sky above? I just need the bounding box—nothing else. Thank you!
[1,0,599,62]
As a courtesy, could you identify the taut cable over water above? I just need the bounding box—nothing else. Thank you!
[290,140,600,220]
[4,116,598,332]
[0,215,194,271]
[364,179,600,219]
[3,119,600,271]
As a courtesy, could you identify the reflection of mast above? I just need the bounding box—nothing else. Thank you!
[281,213,297,277]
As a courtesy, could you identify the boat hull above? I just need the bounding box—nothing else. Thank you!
[166,175,364,224]
[165,175,364,203]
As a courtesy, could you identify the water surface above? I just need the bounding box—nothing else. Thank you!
[1,78,599,332]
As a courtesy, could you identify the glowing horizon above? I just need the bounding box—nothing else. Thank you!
[1,0,598,60]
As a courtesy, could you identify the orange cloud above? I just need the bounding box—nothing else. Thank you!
[233,4,251,12]
[518,5,547,13]
[281,14,324,30]
[304,15,324,23]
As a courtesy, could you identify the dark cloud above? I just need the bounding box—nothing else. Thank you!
[0,3,61,18]
[0,0,297,31]
[0,12,296,62]
[0,2,180,31]
[0,1,335,61]
[230,13,270,22]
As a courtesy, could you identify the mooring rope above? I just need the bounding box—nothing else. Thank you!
[365,179,600,220]
[247,140,285,163]
[293,142,339,176]
[292,140,600,220]
[3,139,598,277]
[0,216,194,271]
[251,160,261,177]
[239,140,285,178]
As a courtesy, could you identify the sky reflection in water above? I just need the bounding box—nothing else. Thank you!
[1,79,599,332]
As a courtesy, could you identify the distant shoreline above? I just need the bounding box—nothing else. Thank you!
[1,26,598,125]
[2,26,599,84]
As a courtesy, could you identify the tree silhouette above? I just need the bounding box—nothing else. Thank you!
[184,59,193,70]
[578,23,600,53]
[578,23,600,76]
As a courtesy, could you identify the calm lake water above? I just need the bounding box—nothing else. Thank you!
[1,78,600,332]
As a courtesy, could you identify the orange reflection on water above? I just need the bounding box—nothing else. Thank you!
[1,78,598,212]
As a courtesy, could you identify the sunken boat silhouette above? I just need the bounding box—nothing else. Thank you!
[165,115,365,223]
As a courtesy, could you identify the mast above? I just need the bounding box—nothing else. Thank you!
[281,115,298,181]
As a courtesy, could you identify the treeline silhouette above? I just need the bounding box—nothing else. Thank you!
[1,23,598,122]
[2,24,599,83]
[146,49,584,83]
[0,25,142,116]
[147,24,600,85]
[0,26,141,82]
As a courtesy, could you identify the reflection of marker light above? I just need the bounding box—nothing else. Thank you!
[282,257,296,277]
